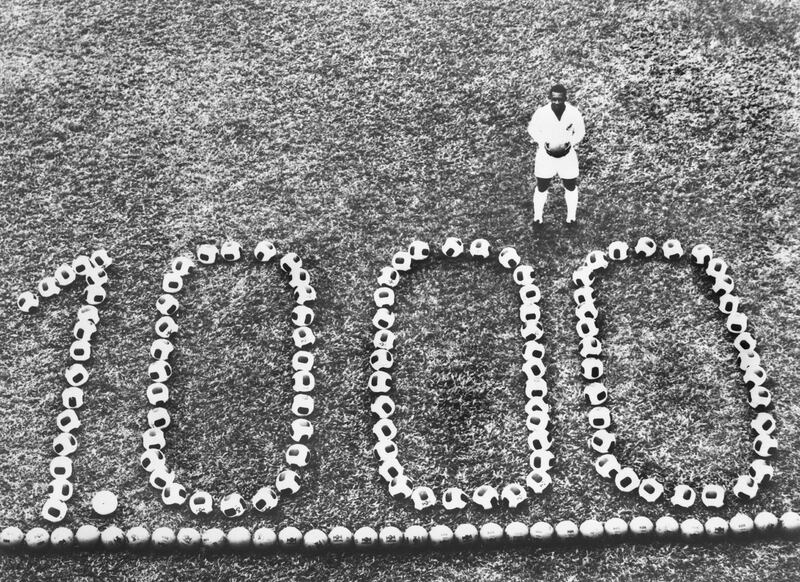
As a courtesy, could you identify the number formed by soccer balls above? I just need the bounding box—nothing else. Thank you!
[370,238,553,511]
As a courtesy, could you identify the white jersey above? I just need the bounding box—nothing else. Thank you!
[527,102,585,148]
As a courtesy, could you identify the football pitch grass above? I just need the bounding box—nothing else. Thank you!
[1,0,799,579]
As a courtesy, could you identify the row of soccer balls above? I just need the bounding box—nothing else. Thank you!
[4,511,800,552]
[141,241,318,517]
[42,252,114,525]
[370,239,554,510]
[573,238,775,507]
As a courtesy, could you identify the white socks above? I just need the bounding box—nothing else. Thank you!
[533,189,548,223]
[565,188,578,223]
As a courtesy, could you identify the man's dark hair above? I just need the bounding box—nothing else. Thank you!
[549,84,567,96]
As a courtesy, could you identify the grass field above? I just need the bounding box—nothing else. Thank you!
[1,0,799,580]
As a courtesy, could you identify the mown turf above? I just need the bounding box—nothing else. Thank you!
[0,0,799,579]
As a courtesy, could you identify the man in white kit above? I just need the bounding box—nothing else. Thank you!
[527,84,586,223]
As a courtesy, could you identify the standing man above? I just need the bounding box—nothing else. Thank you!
[527,84,585,224]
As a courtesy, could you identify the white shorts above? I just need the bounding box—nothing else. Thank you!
[534,148,579,180]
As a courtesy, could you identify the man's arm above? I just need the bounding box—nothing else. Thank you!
[527,110,546,146]
[569,109,585,146]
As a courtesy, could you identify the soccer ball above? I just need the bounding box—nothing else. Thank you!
[726,312,747,334]
[523,356,546,378]
[527,429,553,451]
[520,320,544,340]
[751,412,775,435]
[373,329,396,350]
[573,285,594,305]
[220,493,247,517]
[670,484,697,508]
[326,526,353,549]
[594,453,620,479]
[140,449,166,473]
[411,486,436,510]
[525,378,548,400]
[505,522,530,544]
[706,257,728,277]
[524,339,546,360]
[373,440,397,462]
[146,383,169,406]
[141,427,166,449]
[228,527,253,551]
[292,326,315,349]
[513,265,535,286]
[251,527,277,551]
[753,434,778,457]
[614,467,640,493]
[729,513,755,535]
[56,409,82,433]
[86,266,110,285]
[388,475,413,499]
[607,241,628,261]
[572,266,595,287]
[147,407,171,430]
[583,382,607,405]
[377,266,401,287]
[292,394,315,417]
[162,483,188,506]
[170,256,195,276]
[17,291,39,313]
[293,284,317,304]
[370,395,396,418]
[352,526,379,549]
[520,303,541,323]
[65,363,90,387]
[442,237,464,257]
[604,517,629,538]
[628,516,654,537]
[472,485,499,510]
[754,511,779,533]
[588,429,615,454]
[373,287,395,308]
[529,521,555,543]
[368,371,393,393]
[405,525,429,548]
[634,237,657,258]
[378,458,403,482]
[71,255,94,276]
[150,339,174,361]
[520,283,542,304]
[201,527,227,551]
[392,251,413,271]
[148,360,172,382]
[372,308,395,329]
[469,239,490,259]
[280,253,303,273]
[51,526,75,549]
[554,520,579,541]
[370,348,393,370]
[734,332,756,353]
[292,371,315,392]
[712,274,734,295]
[145,528,172,551]
[252,486,279,512]
[162,272,183,293]
[576,317,599,338]
[220,241,242,261]
[54,263,77,287]
[42,497,68,523]
[718,293,740,314]
[743,365,766,388]
[587,406,611,429]
[61,387,84,409]
[499,247,521,269]
[408,240,431,261]
[780,512,800,535]
[302,529,328,551]
[429,525,454,547]
[292,351,314,371]
[575,300,598,320]
[154,316,179,338]
[175,527,201,550]
[53,432,78,456]
[196,244,219,264]
[38,276,61,298]
[442,487,469,510]
[189,490,213,515]
[149,466,175,490]
[75,525,102,549]
[525,469,552,494]
[126,526,152,551]
[288,268,310,288]
[73,320,97,342]
[501,483,528,508]
[679,518,704,541]
[156,294,180,316]
[48,478,74,501]
[276,469,301,495]
[478,522,504,545]
[585,250,609,271]
[662,239,684,260]
[69,340,91,362]
[286,443,311,467]
[701,484,725,508]
[526,411,551,432]
[90,249,112,268]
[581,357,604,380]
[691,244,713,265]
[453,523,479,545]
[579,519,604,541]
[732,475,758,501]
[254,240,277,262]
[748,387,772,410]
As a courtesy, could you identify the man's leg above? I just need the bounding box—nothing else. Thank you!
[563,177,578,223]
[534,177,551,223]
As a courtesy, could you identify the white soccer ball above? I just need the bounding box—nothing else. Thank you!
[604,517,629,538]
[469,239,490,259]
[151,527,176,550]
[701,484,725,508]
[154,315,179,338]
[525,469,552,494]
[441,237,464,257]
[148,360,172,383]
[614,466,640,493]
[353,526,379,549]
[679,518,704,541]
[162,272,183,293]
[513,265,535,286]
[69,340,91,362]
[252,527,278,550]
[370,395,396,418]
[279,252,303,273]
[292,326,315,349]
[554,520,579,541]
[286,443,311,467]
[48,478,74,501]
[254,240,277,262]
[156,294,180,316]
[126,526,152,550]
[370,348,393,370]
[411,486,436,510]
[729,512,755,536]
[754,511,779,533]
[581,357,604,380]
[288,268,310,288]
[373,287,395,308]
[189,490,213,515]
[201,527,226,551]
[197,244,219,264]
[176,527,202,550]
[220,493,247,517]
[670,484,697,508]
[505,521,530,543]
[42,497,68,523]
[594,453,620,480]
[149,466,175,490]
[220,240,242,261]
[472,485,499,510]
[706,257,728,277]
[61,387,84,409]
[56,409,81,433]
[529,521,555,543]
[441,487,469,510]
[732,475,758,501]
[227,526,252,550]
[748,386,772,410]
[629,516,654,537]
[141,428,166,449]
[408,240,431,261]
[292,371,315,392]
[691,243,713,265]
[583,382,608,405]
[292,394,314,417]
[499,247,521,269]
[749,459,774,484]
[501,483,528,508]
[17,291,39,313]
[753,434,778,457]
[140,449,166,473]
[705,516,729,538]
[302,528,328,551]
[588,406,611,429]
[579,519,605,541]
[51,526,76,549]
[373,440,398,462]
[25,527,50,551]
[73,319,97,342]
[453,523,479,545]
[378,458,403,482]
[530,450,555,472]
[429,525,454,547]
[53,432,78,456]
[38,276,61,298]
[54,263,77,287]
[368,371,393,394]
[634,237,657,258]
[170,256,195,276]
[373,329,396,350]
[162,483,188,506]
[65,363,90,387]
[252,486,279,512]
[146,382,169,406]
[662,239,684,260]
[391,250,413,271]
[726,311,748,334]
[275,469,301,495]
[377,266,401,287]
[607,241,628,261]
[480,523,505,545]
[584,250,609,271]
[388,475,413,499]
[588,429,615,454]
[372,308,395,329]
